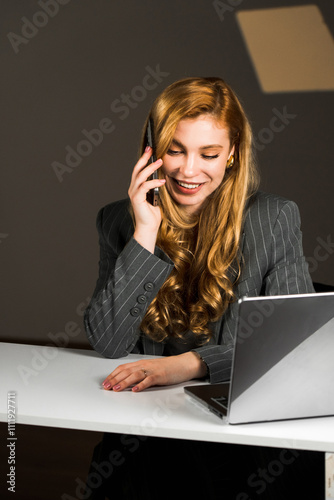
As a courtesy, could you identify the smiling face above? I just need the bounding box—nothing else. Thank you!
[162,115,235,214]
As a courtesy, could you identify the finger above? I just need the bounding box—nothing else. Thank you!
[130,158,163,191]
[102,364,147,390]
[131,178,165,202]
[112,369,149,392]
[128,167,164,206]
[132,374,155,392]
[102,367,130,390]
[131,147,156,177]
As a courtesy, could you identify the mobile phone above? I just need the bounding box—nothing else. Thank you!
[145,117,160,206]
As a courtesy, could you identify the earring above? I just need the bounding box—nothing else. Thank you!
[227,155,234,168]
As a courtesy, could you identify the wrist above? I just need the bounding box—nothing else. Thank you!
[187,351,208,379]
[133,229,158,254]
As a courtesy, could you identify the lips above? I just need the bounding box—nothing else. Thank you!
[176,180,201,189]
[171,177,204,194]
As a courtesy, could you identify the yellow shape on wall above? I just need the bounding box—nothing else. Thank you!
[236,5,334,93]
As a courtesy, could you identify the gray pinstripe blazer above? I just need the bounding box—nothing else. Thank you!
[84,191,314,383]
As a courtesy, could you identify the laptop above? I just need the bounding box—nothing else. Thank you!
[185,292,334,424]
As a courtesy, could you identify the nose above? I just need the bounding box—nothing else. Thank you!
[178,154,199,178]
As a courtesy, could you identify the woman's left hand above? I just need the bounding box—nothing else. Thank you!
[102,352,207,392]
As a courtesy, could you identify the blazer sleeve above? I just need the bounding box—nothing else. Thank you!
[84,205,174,358]
[192,196,314,384]
[262,199,314,294]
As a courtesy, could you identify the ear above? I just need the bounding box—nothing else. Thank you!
[229,144,235,158]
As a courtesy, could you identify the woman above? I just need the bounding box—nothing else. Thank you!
[84,77,313,392]
[84,77,322,500]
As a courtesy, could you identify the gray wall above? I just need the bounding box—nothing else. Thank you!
[1,0,333,346]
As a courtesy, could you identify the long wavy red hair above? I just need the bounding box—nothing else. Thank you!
[136,77,259,344]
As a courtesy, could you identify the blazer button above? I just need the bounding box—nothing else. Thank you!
[144,282,154,292]
[137,294,147,304]
[130,307,141,316]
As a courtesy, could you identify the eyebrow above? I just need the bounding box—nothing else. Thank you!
[171,139,223,150]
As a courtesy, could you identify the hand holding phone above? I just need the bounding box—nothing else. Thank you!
[128,117,164,253]
[145,117,160,206]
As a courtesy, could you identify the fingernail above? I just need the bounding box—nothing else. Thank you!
[145,146,151,152]
[159,179,166,184]
[103,381,111,389]
[113,385,121,391]
[132,386,139,392]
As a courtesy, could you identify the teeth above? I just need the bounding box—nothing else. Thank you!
[176,180,201,189]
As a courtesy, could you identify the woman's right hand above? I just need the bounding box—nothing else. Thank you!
[128,146,165,253]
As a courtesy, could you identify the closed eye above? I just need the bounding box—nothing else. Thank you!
[167,149,220,160]
[167,149,183,156]
[202,154,219,160]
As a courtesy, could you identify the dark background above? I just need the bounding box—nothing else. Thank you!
[1,2,333,499]
[1,0,334,348]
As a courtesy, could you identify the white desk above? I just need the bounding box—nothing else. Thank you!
[0,342,333,453]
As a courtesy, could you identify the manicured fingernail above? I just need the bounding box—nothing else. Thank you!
[159,179,166,184]
[145,146,151,152]
[113,385,121,391]
[103,381,111,389]
[132,386,139,392]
